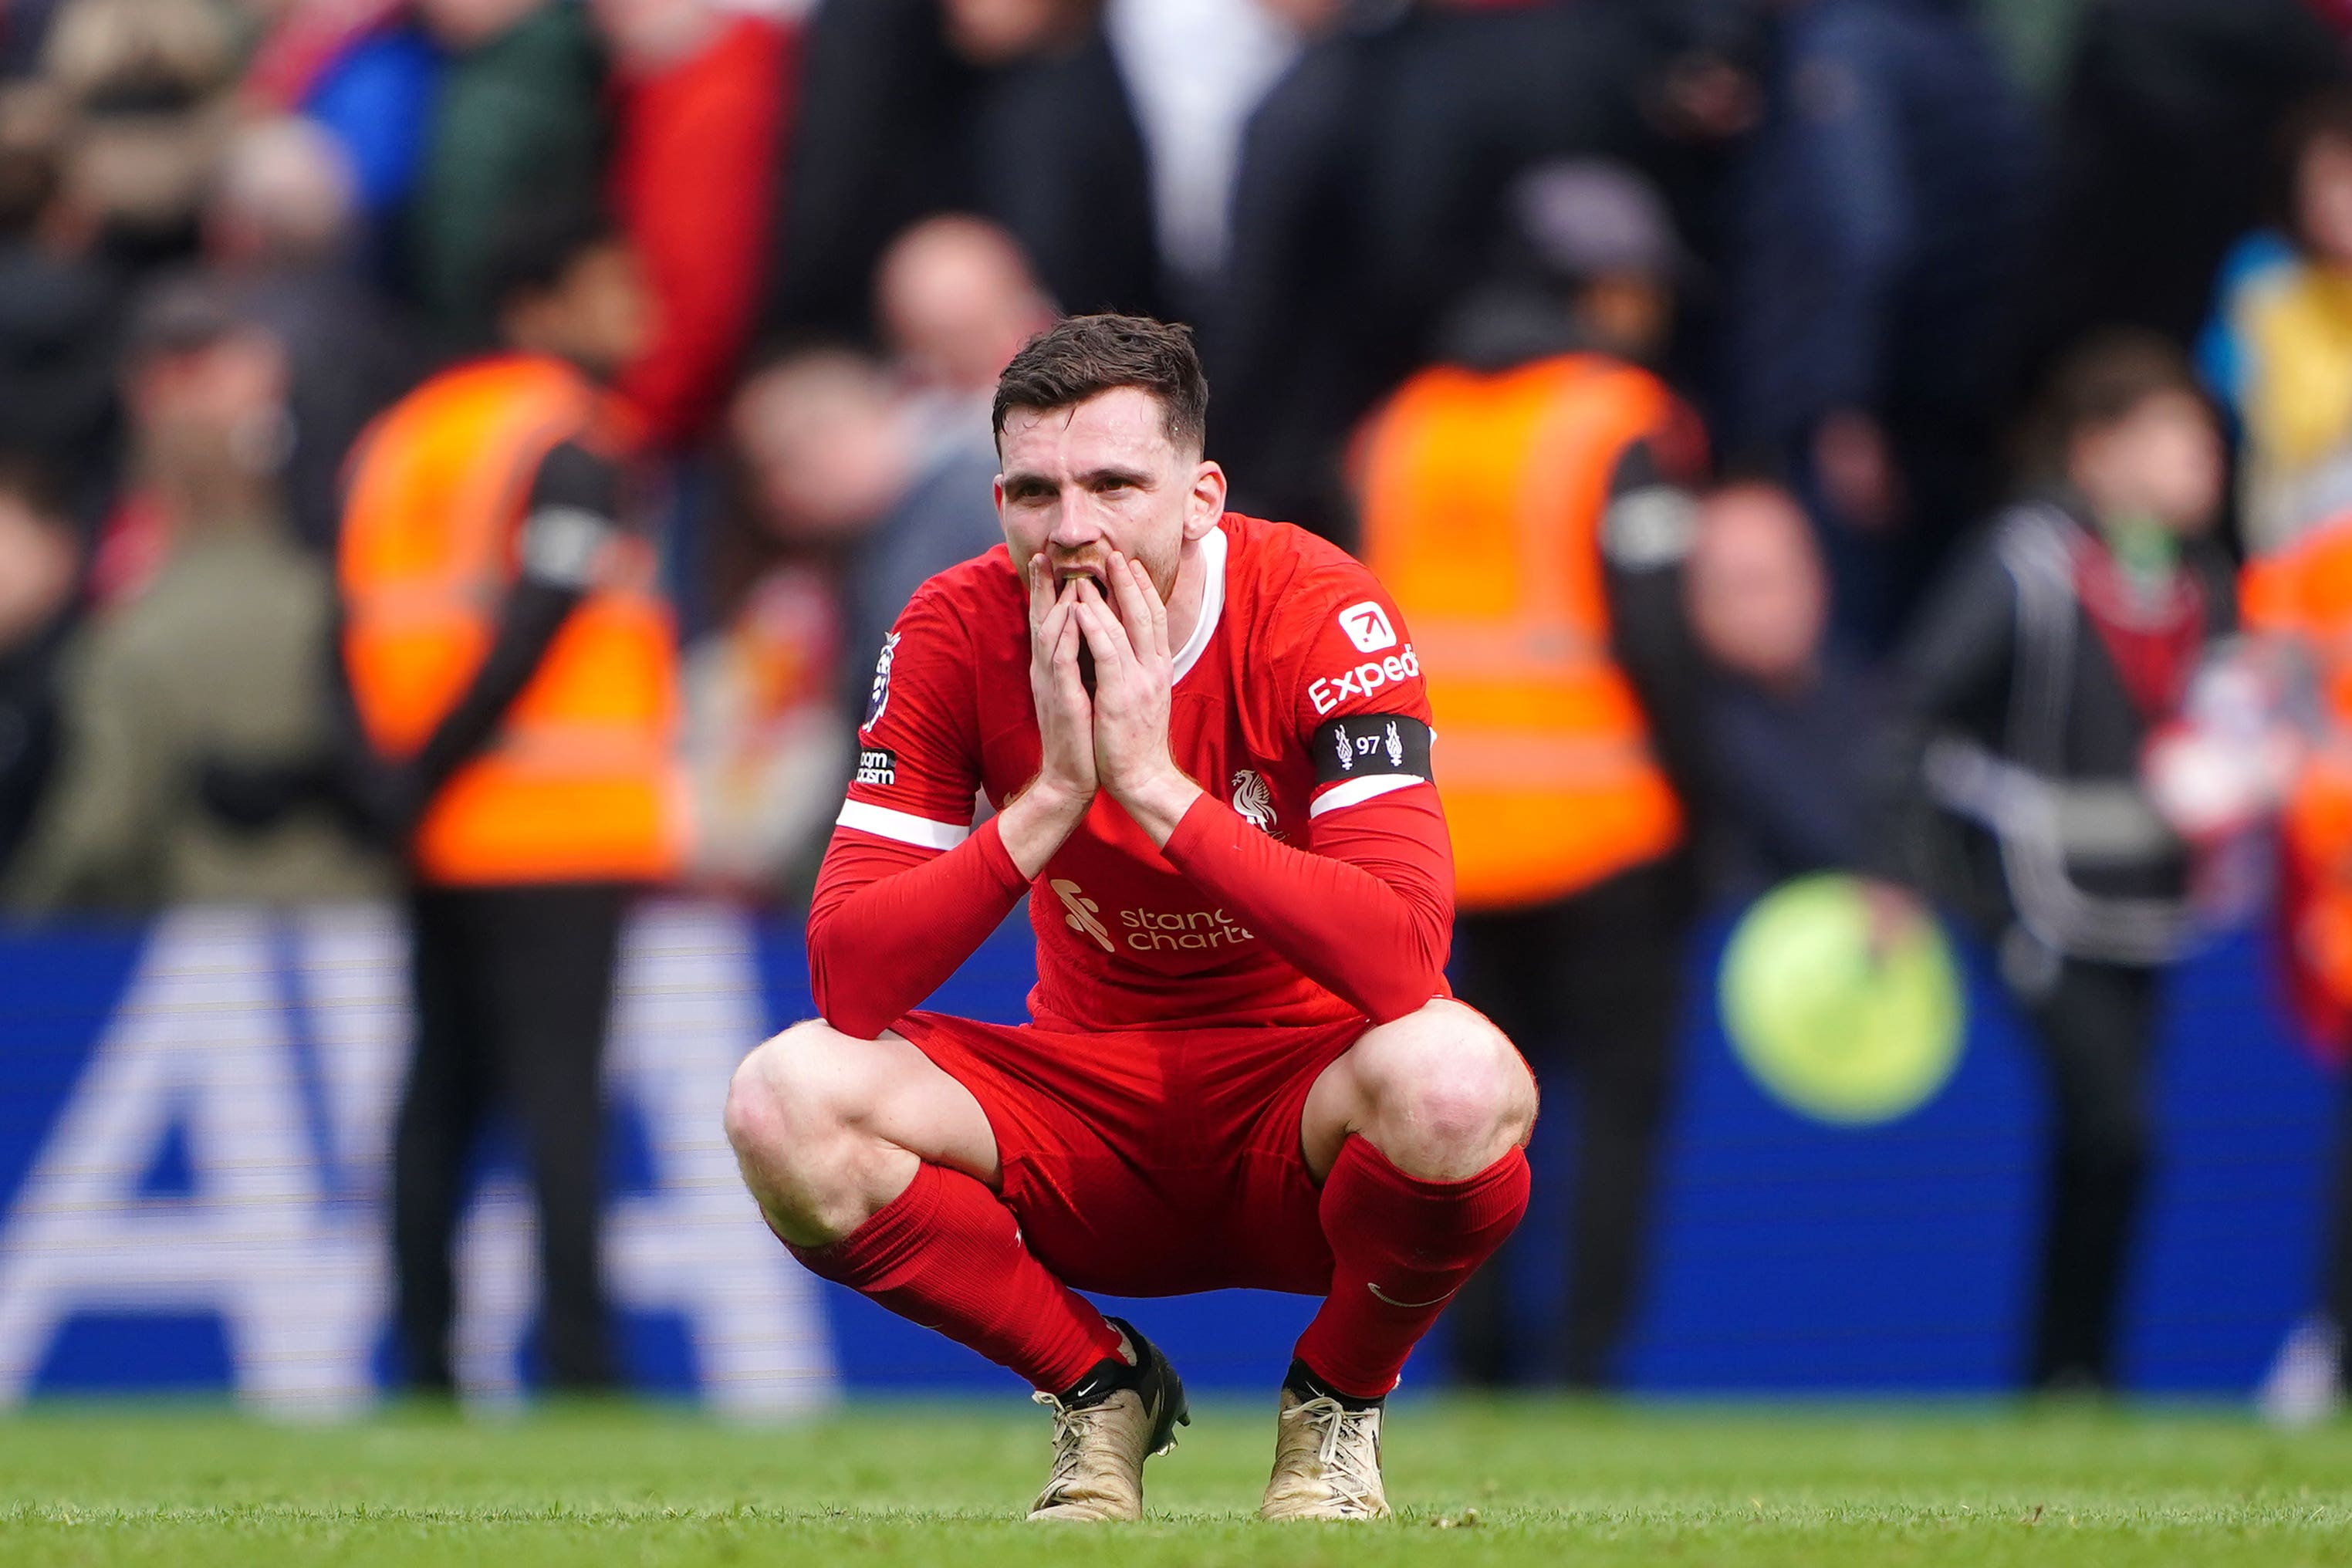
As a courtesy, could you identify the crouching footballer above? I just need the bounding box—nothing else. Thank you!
[725,315,1536,1521]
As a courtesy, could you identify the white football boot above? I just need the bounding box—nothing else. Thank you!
[1026,1318,1190,1522]
[1260,1384,1391,1520]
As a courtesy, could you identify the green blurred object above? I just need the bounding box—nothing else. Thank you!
[1719,874,1965,1127]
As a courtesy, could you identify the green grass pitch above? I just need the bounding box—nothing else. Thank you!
[5,1399,2351,1565]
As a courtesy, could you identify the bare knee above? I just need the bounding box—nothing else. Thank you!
[1350,1000,1536,1180]
[725,1020,843,1162]
[725,1019,897,1245]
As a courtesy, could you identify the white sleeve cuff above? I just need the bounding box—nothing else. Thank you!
[836,799,972,850]
[1309,774,1429,818]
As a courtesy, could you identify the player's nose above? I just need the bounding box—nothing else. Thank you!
[1049,498,1103,548]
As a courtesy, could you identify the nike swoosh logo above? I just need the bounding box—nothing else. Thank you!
[1367,1282,1455,1309]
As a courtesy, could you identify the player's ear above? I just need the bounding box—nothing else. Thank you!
[1184,458,1226,541]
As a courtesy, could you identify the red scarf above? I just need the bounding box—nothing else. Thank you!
[2070,532,2206,722]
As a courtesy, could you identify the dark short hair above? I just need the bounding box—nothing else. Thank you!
[992,313,1208,454]
[483,194,623,317]
[2025,328,2208,479]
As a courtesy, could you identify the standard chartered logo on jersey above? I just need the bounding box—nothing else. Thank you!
[1050,879,1257,954]
[1049,879,1115,951]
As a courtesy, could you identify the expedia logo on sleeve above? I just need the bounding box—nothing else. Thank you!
[1337,600,1397,653]
[1313,714,1432,784]
[855,748,897,786]
[1307,644,1421,716]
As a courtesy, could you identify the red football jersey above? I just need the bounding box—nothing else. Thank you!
[832,512,1447,1031]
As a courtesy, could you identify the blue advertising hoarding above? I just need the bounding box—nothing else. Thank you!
[0,901,2333,1409]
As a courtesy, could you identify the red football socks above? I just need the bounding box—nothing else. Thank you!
[1294,1135,1532,1399]
[783,1161,1123,1392]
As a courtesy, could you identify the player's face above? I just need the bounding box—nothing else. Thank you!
[995,387,1223,603]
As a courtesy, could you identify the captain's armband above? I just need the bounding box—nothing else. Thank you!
[1309,713,1432,818]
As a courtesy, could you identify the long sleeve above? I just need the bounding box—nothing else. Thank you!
[804,816,1031,1039]
[5,630,164,914]
[803,573,996,1035]
[1162,785,1452,1024]
[1727,7,1911,442]
[611,17,790,450]
[1599,428,1709,805]
[1869,528,2018,883]
[395,442,623,809]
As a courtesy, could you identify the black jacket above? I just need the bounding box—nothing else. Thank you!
[1881,498,2235,964]
[764,0,1160,341]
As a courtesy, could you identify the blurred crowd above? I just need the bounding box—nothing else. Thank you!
[5,0,2352,1400]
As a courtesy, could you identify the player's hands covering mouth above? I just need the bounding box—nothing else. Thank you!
[1026,552,1100,814]
[1069,550,1204,844]
[1013,549,1204,867]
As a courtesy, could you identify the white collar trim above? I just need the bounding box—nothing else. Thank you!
[1169,522,1227,686]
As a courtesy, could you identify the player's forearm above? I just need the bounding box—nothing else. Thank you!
[807,819,1032,1038]
[997,778,1094,880]
[1160,792,1453,1023]
[1111,767,1205,849]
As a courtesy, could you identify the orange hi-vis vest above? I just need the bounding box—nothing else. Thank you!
[1359,353,1684,911]
[2244,519,2352,1015]
[340,354,682,887]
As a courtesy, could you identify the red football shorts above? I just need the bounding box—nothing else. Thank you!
[890,1010,1370,1297]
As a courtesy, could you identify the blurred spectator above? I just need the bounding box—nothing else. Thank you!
[680,357,872,896]
[596,0,795,452]
[1357,159,1708,1388]
[0,81,122,519]
[1685,477,1881,897]
[766,0,1157,341]
[1722,0,2039,644]
[733,346,1002,710]
[1102,0,1298,310]
[337,199,674,1393]
[0,462,78,881]
[243,0,445,242]
[204,116,419,552]
[2235,481,2352,1423]
[44,0,241,271]
[2034,0,2348,370]
[1215,0,1708,540]
[874,212,1053,451]
[409,0,604,346]
[2211,93,2352,556]
[1211,0,1404,539]
[5,279,388,913]
[1883,332,2233,1391]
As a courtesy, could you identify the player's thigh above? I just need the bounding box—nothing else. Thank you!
[732,1019,1001,1188]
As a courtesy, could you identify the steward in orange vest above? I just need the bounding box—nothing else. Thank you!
[340,350,680,884]
[1359,351,1696,909]
[1353,160,1709,1389]
[340,201,676,1394]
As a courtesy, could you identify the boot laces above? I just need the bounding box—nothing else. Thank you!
[1283,1395,1383,1512]
[1032,1390,1119,1501]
